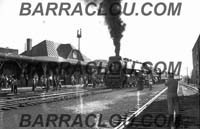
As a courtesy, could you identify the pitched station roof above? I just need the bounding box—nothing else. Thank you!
[0,40,91,65]
[21,40,91,63]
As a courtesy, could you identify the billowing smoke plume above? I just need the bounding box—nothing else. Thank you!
[83,0,126,57]
[102,0,126,56]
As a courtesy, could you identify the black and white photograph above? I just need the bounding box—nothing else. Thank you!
[0,0,199,129]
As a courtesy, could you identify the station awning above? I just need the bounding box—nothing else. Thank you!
[0,53,88,65]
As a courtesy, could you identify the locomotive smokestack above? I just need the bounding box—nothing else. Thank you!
[114,39,120,57]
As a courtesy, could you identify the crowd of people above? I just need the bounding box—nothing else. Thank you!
[0,69,159,94]
[0,71,106,94]
[0,74,18,94]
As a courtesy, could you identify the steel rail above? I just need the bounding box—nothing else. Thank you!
[114,87,168,129]
[0,89,112,111]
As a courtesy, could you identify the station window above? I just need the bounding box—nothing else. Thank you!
[72,51,78,59]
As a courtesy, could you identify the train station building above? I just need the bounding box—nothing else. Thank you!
[0,38,92,88]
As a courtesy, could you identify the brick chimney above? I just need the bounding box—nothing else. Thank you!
[26,38,32,51]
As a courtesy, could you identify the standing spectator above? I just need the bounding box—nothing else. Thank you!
[49,74,53,87]
[54,75,60,90]
[83,74,88,88]
[2,74,5,88]
[8,75,13,93]
[56,75,62,90]
[91,72,97,88]
[53,75,57,90]
[80,75,83,86]
[0,74,3,91]
[71,74,75,86]
[137,72,144,91]
[20,73,24,87]
[13,76,18,94]
[45,76,49,92]
[32,73,38,92]
[165,72,180,128]
[148,74,153,91]
[25,74,29,87]
[41,75,46,89]
[32,77,36,92]
[4,74,8,89]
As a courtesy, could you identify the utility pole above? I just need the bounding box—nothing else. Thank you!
[77,28,82,52]
[187,66,189,84]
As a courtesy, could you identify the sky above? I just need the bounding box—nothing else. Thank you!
[0,0,200,76]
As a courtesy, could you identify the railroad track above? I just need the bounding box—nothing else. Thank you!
[111,88,167,129]
[112,85,199,129]
[0,89,112,111]
[180,83,199,94]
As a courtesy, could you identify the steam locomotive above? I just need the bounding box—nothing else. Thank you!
[104,56,137,88]
[93,56,162,89]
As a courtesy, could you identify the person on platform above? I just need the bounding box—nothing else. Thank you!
[71,74,75,86]
[4,74,8,89]
[56,75,61,90]
[83,74,88,88]
[165,72,180,128]
[53,75,57,90]
[148,74,153,91]
[45,76,49,92]
[25,74,29,87]
[0,74,3,91]
[32,73,38,92]
[13,76,18,94]
[9,75,14,93]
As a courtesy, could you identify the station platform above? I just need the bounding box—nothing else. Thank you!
[123,83,199,129]
[0,84,105,99]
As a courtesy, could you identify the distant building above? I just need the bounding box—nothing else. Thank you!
[192,35,200,86]
[0,47,18,55]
